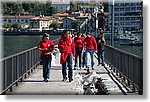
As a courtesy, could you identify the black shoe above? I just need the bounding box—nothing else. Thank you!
[102,64,105,67]
[69,79,73,82]
[62,78,67,82]
[74,68,76,70]
[87,68,90,74]
[43,79,48,82]
[97,64,100,66]
[92,67,94,70]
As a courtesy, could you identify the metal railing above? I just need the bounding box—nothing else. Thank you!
[105,45,143,94]
[0,47,40,94]
[0,38,59,94]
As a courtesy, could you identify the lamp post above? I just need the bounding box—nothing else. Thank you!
[111,0,114,46]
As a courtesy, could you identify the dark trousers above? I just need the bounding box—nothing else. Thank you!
[62,54,73,80]
[74,48,82,67]
[82,51,86,68]
[97,49,105,65]
[41,55,51,80]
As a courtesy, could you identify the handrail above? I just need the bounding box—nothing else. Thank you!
[0,38,59,94]
[105,44,143,94]
[1,47,40,94]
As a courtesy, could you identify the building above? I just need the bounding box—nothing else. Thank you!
[51,0,70,12]
[2,15,52,31]
[30,16,51,31]
[2,15,33,24]
[62,17,76,30]
[108,0,143,33]
[97,12,109,31]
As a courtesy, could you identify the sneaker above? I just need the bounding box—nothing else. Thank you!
[87,68,90,74]
[43,79,48,82]
[102,64,105,67]
[62,78,67,82]
[69,79,73,82]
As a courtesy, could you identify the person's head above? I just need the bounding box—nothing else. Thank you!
[86,32,92,38]
[100,32,104,37]
[42,33,49,41]
[77,32,82,37]
[63,30,71,38]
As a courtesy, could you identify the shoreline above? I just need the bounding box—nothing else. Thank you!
[2,31,62,36]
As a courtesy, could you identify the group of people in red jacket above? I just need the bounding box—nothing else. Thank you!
[38,30,106,82]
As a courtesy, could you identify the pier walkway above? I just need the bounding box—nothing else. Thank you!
[5,53,128,95]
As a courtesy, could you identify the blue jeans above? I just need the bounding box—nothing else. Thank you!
[41,55,51,80]
[85,49,95,68]
[62,54,73,80]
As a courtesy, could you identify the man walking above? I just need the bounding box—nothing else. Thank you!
[84,32,97,73]
[58,31,75,82]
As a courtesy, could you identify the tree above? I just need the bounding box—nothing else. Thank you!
[49,21,60,29]
[12,23,21,29]
[72,19,82,30]
[2,1,55,16]
[3,23,12,28]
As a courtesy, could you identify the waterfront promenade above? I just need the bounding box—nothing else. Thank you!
[1,40,142,95]
[5,52,129,95]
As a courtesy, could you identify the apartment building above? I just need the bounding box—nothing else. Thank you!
[108,0,143,33]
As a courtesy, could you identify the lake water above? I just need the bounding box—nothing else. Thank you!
[3,35,60,57]
[3,35,143,58]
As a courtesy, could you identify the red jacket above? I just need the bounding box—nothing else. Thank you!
[84,36,97,50]
[38,40,54,56]
[74,37,85,49]
[58,36,75,64]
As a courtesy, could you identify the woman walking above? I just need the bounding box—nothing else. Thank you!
[58,31,75,82]
[38,33,54,82]
[74,32,85,69]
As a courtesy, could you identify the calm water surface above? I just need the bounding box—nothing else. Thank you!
[3,35,60,57]
[3,35,142,58]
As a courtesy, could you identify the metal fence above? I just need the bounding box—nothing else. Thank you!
[105,45,143,94]
[0,47,40,94]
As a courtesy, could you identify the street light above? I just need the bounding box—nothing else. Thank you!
[111,0,114,46]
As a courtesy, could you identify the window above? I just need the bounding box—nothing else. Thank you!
[4,19,7,22]
[8,19,11,23]
[26,20,28,23]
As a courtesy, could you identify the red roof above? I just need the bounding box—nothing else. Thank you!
[53,13,69,17]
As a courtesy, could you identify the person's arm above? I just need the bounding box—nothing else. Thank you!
[93,37,97,52]
[48,41,54,52]
[101,37,106,49]
[71,38,75,60]
[58,39,66,53]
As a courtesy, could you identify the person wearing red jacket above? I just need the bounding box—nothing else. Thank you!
[38,33,54,82]
[84,32,97,73]
[58,31,75,82]
[74,32,85,70]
